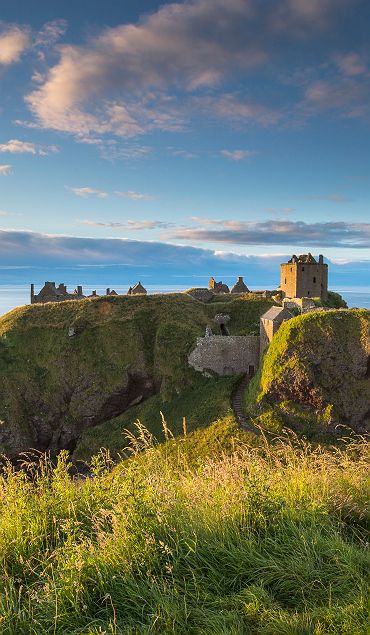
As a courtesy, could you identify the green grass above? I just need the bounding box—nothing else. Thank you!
[0,293,273,458]
[0,423,368,634]
[246,309,370,439]
[74,375,239,461]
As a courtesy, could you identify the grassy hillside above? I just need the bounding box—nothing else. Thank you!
[0,419,368,634]
[246,309,370,438]
[74,374,238,461]
[0,293,273,458]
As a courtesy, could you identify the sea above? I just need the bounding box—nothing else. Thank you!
[0,281,369,316]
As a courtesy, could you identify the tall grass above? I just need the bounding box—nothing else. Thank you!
[0,426,368,634]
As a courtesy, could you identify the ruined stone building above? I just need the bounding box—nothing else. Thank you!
[208,275,250,295]
[31,282,85,304]
[208,277,230,294]
[127,282,147,295]
[231,276,250,294]
[280,254,328,300]
[259,306,293,358]
[189,306,293,377]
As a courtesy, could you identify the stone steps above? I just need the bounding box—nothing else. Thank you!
[232,374,260,434]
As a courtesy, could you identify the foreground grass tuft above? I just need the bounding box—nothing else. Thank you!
[0,422,368,634]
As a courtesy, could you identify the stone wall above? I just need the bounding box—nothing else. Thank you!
[260,319,275,358]
[188,335,260,376]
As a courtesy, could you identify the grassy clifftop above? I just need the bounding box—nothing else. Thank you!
[0,293,273,457]
[0,420,368,633]
[247,309,370,437]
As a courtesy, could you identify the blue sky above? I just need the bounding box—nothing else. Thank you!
[0,0,369,278]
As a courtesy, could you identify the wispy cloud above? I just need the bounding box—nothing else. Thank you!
[305,194,352,204]
[0,25,30,66]
[34,19,67,51]
[297,72,370,121]
[68,186,108,199]
[0,139,58,155]
[220,149,256,161]
[0,165,12,175]
[265,207,296,215]
[165,219,370,248]
[114,191,152,201]
[334,52,368,77]
[0,230,369,292]
[195,94,283,127]
[169,149,198,160]
[79,219,171,230]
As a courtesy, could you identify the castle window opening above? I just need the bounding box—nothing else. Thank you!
[302,266,305,271]
[284,278,287,284]
[313,276,316,283]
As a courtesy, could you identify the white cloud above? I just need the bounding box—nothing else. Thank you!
[165,218,370,248]
[79,219,170,230]
[0,139,58,155]
[305,194,352,204]
[0,26,30,65]
[0,209,21,217]
[73,138,152,161]
[334,52,368,77]
[195,94,282,126]
[68,186,108,199]
[114,191,152,201]
[299,75,370,120]
[0,165,12,175]
[27,0,335,138]
[220,149,256,161]
[170,149,198,159]
[34,19,67,50]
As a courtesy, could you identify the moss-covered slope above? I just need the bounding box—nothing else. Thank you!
[247,309,370,437]
[0,293,273,457]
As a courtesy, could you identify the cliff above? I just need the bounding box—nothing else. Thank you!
[247,309,370,437]
[0,292,272,457]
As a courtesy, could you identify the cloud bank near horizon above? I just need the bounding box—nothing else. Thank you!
[0,230,369,289]
[165,219,370,248]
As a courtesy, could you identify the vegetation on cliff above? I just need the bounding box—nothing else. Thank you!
[0,420,368,634]
[246,309,370,438]
[0,293,273,458]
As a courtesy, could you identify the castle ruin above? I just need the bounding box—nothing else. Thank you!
[280,253,328,300]
[31,281,147,304]
[31,282,85,304]
[188,254,330,377]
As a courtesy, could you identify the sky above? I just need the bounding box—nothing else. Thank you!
[0,0,369,284]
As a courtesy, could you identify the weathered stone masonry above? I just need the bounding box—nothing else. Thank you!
[188,335,260,376]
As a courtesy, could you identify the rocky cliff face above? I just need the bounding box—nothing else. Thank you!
[0,292,273,458]
[248,309,370,436]
[0,294,208,457]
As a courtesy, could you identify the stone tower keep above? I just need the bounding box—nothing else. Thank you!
[280,254,328,300]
